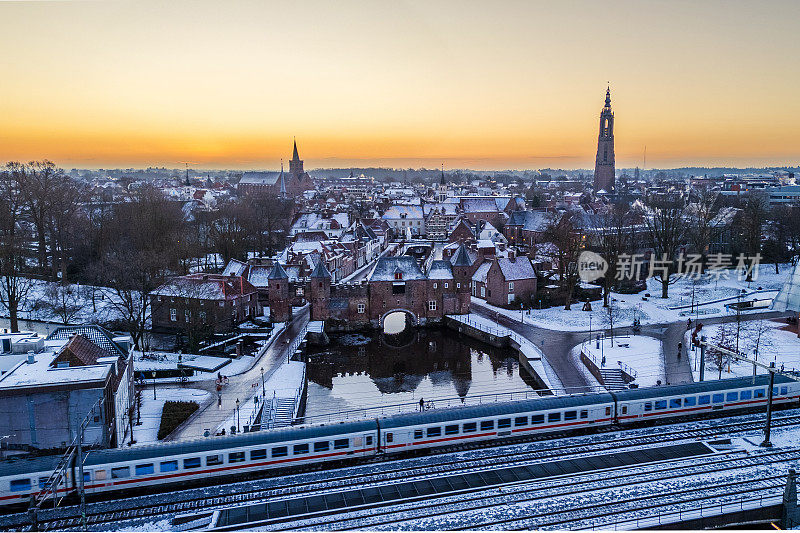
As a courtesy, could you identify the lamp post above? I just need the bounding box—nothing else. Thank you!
[261,367,265,397]
[761,361,776,448]
[235,398,240,434]
[152,371,157,400]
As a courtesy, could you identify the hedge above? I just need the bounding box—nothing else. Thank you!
[157,401,199,440]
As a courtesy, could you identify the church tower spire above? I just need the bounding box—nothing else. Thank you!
[593,86,615,192]
[289,137,304,180]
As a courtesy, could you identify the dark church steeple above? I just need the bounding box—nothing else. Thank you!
[289,137,304,180]
[593,87,615,192]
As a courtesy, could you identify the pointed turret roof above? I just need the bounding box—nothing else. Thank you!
[604,86,612,109]
[310,259,331,279]
[440,163,446,186]
[268,262,289,280]
[292,137,299,160]
[279,162,287,196]
[451,243,473,267]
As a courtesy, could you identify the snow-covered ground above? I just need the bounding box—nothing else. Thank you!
[684,317,800,381]
[478,264,792,332]
[571,336,664,388]
[122,387,210,446]
[0,279,127,325]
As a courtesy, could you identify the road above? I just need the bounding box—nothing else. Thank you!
[166,306,310,440]
[471,300,792,391]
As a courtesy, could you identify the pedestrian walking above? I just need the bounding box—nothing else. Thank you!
[419,398,425,412]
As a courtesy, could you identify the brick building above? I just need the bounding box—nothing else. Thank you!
[471,252,537,307]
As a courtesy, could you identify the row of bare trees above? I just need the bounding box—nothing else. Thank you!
[1,161,294,346]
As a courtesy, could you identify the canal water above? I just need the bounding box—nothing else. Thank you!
[304,327,546,420]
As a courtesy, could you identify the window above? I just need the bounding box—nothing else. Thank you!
[10,479,31,492]
[357,303,365,313]
[781,387,788,395]
[394,272,403,280]
[314,441,330,452]
[498,418,511,429]
[135,464,154,476]
[755,389,765,398]
[480,420,495,431]
[444,283,449,289]
[183,458,201,469]
[414,429,423,439]
[621,406,628,415]
[386,433,393,443]
[428,301,437,311]
[644,402,652,412]
[654,400,667,410]
[712,394,724,404]
[457,282,461,289]
[426,427,441,437]
[699,395,711,405]
[366,436,373,446]
[726,392,738,402]
[83,472,92,483]
[207,455,223,466]
[95,469,107,480]
[514,416,528,426]
[433,283,438,289]
[548,413,561,422]
[334,438,349,449]
[229,452,245,463]
[605,407,612,417]
[184,310,190,322]
[508,282,514,292]
[531,414,545,424]
[463,422,477,433]
[669,399,681,409]
[774,387,779,396]
[111,467,130,479]
[740,391,752,400]
[293,444,309,455]
[170,308,177,321]
[684,397,697,407]
[445,425,459,435]
[272,447,288,458]
[250,449,267,460]
[579,410,588,419]
[564,411,577,421]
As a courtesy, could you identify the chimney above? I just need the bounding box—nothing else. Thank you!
[27,354,35,364]
[508,249,516,262]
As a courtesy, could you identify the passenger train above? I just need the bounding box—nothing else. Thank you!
[1,374,798,506]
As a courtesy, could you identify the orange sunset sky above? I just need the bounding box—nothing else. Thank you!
[1,0,799,170]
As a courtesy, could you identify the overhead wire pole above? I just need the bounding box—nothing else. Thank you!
[694,337,796,448]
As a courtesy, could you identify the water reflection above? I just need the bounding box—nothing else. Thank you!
[305,327,547,418]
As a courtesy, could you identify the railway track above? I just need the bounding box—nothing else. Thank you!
[256,449,800,531]
[5,409,799,531]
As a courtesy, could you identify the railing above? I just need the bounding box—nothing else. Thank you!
[290,363,306,425]
[452,315,527,347]
[581,337,638,380]
[617,359,638,380]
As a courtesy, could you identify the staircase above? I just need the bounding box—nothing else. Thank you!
[599,368,628,392]
[272,398,296,427]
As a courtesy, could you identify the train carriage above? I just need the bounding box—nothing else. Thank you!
[378,392,616,452]
[0,455,66,505]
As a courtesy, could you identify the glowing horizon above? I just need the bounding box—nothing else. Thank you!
[2,0,799,171]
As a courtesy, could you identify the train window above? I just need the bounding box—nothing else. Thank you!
[605,407,611,416]
[620,406,628,415]
[548,413,561,422]
[445,425,459,435]
[426,427,442,437]
[781,387,789,395]
[497,418,512,428]
[480,420,495,430]
[531,414,544,424]
[644,402,652,412]
[83,471,91,483]
[95,469,107,480]
[111,467,130,479]
[726,392,738,402]
[206,455,223,466]
[712,394,724,404]
[366,436,373,446]
[699,395,710,405]
[755,389,765,398]
[229,452,246,463]
[250,449,267,460]
[740,390,752,400]
[293,444,309,455]
[10,479,31,492]
[183,458,201,469]
[654,400,667,410]
[773,388,779,396]
[272,447,288,458]
[314,441,330,452]
[386,433,394,443]
[463,422,477,433]
[579,410,588,419]
[669,399,681,409]
[414,430,423,439]
[38,477,50,489]
[334,439,350,449]
[684,397,696,407]
[135,464,154,475]
[564,411,577,421]
[514,416,528,426]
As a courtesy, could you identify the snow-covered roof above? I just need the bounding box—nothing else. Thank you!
[462,198,500,213]
[222,259,248,277]
[368,256,426,281]
[507,210,550,232]
[472,262,491,283]
[382,205,424,220]
[495,256,536,281]
[239,171,283,186]
[427,260,454,280]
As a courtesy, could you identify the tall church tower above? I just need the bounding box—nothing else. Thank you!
[289,138,304,180]
[593,87,615,192]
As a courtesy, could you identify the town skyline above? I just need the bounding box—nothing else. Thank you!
[2,1,800,170]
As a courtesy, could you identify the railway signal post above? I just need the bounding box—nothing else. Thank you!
[761,361,776,448]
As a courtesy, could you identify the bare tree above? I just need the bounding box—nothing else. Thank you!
[0,168,32,332]
[42,283,83,325]
[591,204,633,307]
[686,187,719,272]
[645,195,686,298]
[9,161,60,275]
[544,211,583,310]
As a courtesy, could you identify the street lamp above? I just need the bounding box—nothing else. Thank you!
[261,367,265,397]
[235,398,240,434]
[152,371,157,400]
